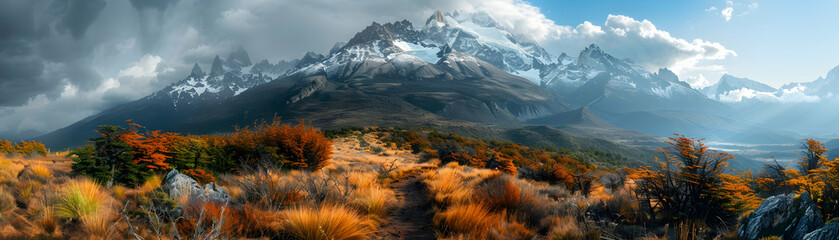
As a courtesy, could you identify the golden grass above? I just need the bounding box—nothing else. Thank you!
[29,165,53,179]
[432,202,504,239]
[280,204,375,240]
[34,206,59,237]
[139,174,162,194]
[352,186,394,217]
[54,178,112,220]
[547,216,585,240]
[79,210,119,239]
[0,187,15,213]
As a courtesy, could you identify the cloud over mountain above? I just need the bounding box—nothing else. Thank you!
[0,0,736,139]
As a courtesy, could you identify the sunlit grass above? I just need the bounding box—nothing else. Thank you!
[54,178,111,220]
[280,204,375,240]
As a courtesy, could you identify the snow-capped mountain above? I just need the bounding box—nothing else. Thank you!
[292,10,555,84]
[148,47,294,108]
[700,74,777,102]
[778,65,839,101]
[423,11,554,83]
[703,65,839,104]
[539,44,717,112]
[288,20,561,122]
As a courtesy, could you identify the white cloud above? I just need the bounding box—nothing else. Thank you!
[707,0,758,21]
[716,86,821,103]
[722,7,733,21]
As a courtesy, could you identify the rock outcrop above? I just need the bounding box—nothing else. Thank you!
[804,222,839,240]
[738,192,824,240]
[161,169,230,204]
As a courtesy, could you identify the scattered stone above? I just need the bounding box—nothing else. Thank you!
[738,192,824,240]
[804,221,839,240]
[161,169,230,204]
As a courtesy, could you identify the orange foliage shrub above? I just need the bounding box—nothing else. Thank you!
[14,140,47,156]
[182,169,215,185]
[176,201,275,238]
[230,119,332,171]
[628,134,755,226]
[0,140,13,154]
[119,121,178,171]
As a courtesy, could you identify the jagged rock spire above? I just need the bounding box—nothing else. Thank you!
[210,55,224,76]
[226,46,252,66]
[345,22,393,47]
[190,63,204,78]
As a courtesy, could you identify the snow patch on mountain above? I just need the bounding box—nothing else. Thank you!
[393,40,440,64]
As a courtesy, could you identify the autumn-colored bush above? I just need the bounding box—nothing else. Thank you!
[174,200,277,238]
[628,134,758,228]
[0,140,13,155]
[119,121,178,172]
[14,140,48,157]
[182,169,215,185]
[280,204,375,240]
[227,119,332,171]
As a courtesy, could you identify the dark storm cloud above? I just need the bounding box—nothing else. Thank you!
[129,0,178,11]
[52,0,107,39]
[0,0,110,107]
[0,0,735,140]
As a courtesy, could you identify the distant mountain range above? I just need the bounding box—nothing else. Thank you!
[36,10,839,171]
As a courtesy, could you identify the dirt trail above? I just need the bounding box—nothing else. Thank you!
[372,174,435,240]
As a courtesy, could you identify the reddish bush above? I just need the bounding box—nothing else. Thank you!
[228,119,332,171]
[182,169,216,185]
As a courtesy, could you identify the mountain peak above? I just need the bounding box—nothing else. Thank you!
[345,22,394,47]
[190,63,204,77]
[226,46,252,67]
[657,68,678,82]
[426,10,446,26]
[826,64,839,81]
[295,51,325,69]
[583,43,603,53]
[210,55,224,76]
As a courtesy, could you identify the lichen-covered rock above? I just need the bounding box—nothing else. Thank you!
[804,221,839,240]
[738,192,824,240]
[161,169,230,204]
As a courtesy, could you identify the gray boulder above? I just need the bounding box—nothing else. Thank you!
[161,169,230,204]
[738,192,824,240]
[804,221,839,240]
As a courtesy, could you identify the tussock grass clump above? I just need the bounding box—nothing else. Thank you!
[79,210,119,239]
[29,165,53,179]
[280,204,375,240]
[54,178,111,220]
[352,186,394,217]
[0,188,15,213]
[432,202,504,239]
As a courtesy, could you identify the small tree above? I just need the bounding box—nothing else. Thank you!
[788,139,831,202]
[71,125,147,187]
[629,134,756,228]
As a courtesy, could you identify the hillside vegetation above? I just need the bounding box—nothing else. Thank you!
[0,120,836,239]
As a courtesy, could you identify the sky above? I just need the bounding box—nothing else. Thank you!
[0,0,836,139]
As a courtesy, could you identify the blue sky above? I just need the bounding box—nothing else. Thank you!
[530,0,839,87]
